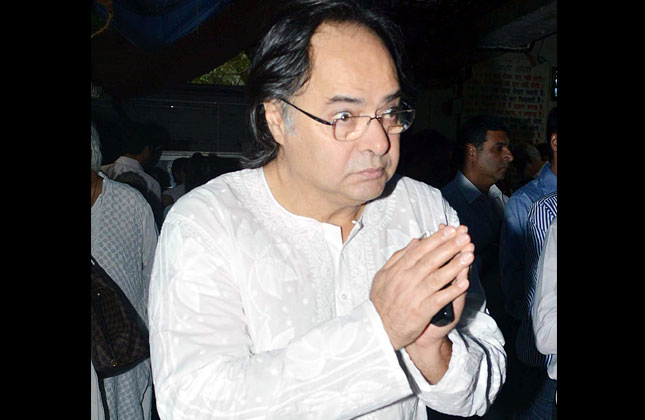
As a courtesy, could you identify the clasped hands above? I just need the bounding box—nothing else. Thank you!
[370,224,474,352]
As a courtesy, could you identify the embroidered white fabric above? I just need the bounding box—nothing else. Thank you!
[148,168,506,420]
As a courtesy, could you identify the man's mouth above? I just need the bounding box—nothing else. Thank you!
[358,167,385,179]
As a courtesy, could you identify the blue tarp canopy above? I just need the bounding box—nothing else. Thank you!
[91,0,281,99]
[93,0,234,51]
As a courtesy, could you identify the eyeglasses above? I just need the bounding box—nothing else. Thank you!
[279,98,415,142]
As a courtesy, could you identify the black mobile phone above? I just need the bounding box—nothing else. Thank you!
[421,224,458,327]
[430,302,454,326]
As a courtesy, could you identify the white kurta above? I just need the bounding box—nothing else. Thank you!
[148,168,506,420]
[92,174,158,420]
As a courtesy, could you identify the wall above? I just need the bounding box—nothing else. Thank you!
[413,32,557,144]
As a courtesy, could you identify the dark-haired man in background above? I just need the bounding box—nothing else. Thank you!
[148,1,505,419]
[441,115,513,331]
[101,121,169,228]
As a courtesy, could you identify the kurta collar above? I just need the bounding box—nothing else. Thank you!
[257,167,389,236]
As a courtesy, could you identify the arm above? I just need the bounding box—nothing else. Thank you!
[369,218,506,417]
[499,195,530,320]
[398,207,505,416]
[400,304,506,417]
[148,215,414,420]
[532,217,557,357]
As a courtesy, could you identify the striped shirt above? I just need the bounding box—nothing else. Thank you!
[516,191,557,368]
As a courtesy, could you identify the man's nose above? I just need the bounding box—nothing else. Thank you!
[357,117,391,155]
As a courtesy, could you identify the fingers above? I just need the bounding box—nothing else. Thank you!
[419,264,470,323]
[369,224,475,349]
[381,225,472,291]
[381,237,418,270]
[417,242,473,296]
[381,224,462,272]
[408,226,472,281]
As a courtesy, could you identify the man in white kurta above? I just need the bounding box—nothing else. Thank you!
[149,170,505,419]
[148,2,505,418]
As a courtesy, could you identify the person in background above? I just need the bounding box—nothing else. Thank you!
[498,107,557,419]
[509,142,544,192]
[91,122,158,420]
[101,121,168,229]
[499,107,557,325]
[147,166,171,197]
[532,215,557,415]
[510,190,557,420]
[148,1,506,419]
[114,171,149,200]
[535,142,552,165]
[441,115,513,329]
[184,152,213,193]
[161,157,189,209]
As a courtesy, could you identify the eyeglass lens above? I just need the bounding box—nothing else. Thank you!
[334,110,415,141]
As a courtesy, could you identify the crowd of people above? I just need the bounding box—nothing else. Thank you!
[90,120,240,420]
[91,1,557,419]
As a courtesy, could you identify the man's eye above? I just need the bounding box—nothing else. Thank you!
[332,112,354,122]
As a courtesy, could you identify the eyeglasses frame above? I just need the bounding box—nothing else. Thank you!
[278,97,415,142]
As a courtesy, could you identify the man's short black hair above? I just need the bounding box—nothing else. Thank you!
[458,115,510,149]
[454,115,510,169]
[242,0,408,168]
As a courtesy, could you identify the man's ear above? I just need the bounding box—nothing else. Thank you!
[466,143,477,162]
[550,133,557,153]
[263,99,287,145]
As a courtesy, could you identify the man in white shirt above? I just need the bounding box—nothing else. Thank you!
[148,1,506,419]
[101,121,167,226]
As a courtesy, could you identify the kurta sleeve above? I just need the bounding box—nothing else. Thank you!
[147,213,414,420]
[397,293,506,417]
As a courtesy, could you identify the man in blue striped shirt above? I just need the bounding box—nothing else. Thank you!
[499,107,557,419]
[522,193,557,368]
[499,107,557,324]
[516,191,558,418]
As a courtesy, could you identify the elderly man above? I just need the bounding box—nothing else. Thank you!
[148,1,505,419]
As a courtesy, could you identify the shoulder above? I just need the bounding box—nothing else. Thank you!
[527,192,558,220]
[160,169,266,252]
[384,175,456,225]
[507,180,536,208]
[439,176,459,198]
[165,169,259,225]
[104,177,151,208]
[391,174,445,205]
[533,191,558,207]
